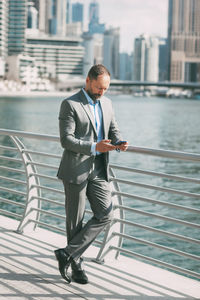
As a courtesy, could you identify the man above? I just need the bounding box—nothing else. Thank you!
[55,64,128,284]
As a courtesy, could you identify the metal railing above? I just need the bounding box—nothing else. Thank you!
[0,128,200,280]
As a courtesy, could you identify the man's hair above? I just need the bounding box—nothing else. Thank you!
[87,64,110,80]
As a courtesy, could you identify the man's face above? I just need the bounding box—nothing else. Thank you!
[85,74,110,101]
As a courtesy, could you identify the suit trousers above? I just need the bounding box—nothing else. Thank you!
[62,154,113,261]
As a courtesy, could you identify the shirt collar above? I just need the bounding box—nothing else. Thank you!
[82,88,99,105]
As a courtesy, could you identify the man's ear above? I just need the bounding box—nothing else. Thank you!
[85,77,91,90]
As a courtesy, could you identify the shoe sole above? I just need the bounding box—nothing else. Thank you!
[72,276,89,284]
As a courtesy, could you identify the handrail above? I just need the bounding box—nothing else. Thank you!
[128,145,200,162]
[0,128,200,280]
[0,128,59,142]
[110,164,200,184]
[1,128,200,161]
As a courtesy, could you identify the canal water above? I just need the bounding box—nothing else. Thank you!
[0,93,200,275]
[1,93,200,152]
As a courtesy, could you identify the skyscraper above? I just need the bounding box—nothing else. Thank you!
[0,0,8,59]
[37,0,47,33]
[89,0,99,24]
[72,2,84,27]
[48,0,67,36]
[38,0,70,36]
[159,38,168,81]
[27,2,38,29]
[168,0,200,82]
[66,0,71,24]
[119,53,133,80]
[134,34,159,82]
[8,0,27,55]
[103,28,120,79]
[88,0,105,34]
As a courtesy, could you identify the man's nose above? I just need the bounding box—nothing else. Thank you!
[99,89,104,96]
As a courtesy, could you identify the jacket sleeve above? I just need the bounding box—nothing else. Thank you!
[107,101,122,144]
[59,99,92,155]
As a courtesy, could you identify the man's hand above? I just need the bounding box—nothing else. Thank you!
[96,139,116,153]
[116,141,128,152]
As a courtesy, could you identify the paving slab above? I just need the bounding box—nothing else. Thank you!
[0,215,200,300]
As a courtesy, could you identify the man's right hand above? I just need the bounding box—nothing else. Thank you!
[96,139,116,153]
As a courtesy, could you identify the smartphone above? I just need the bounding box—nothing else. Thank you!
[115,141,127,145]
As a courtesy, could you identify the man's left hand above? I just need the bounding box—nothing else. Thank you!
[116,141,128,152]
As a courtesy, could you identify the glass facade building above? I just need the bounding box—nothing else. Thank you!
[72,2,83,26]
[0,0,8,58]
[25,35,84,77]
[88,1,105,34]
[8,0,27,55]
[168,0,200,82]
[103,28,120,79]
[133,34,159,82]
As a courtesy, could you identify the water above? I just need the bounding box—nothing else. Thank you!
[0,93,200,276]
[1,94,200,151]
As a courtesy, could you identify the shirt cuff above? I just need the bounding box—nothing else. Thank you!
[91,143,97,156]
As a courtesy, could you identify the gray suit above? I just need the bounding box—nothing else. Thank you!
[57,89,122,260]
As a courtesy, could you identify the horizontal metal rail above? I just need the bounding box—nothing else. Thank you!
[0,209,22,219]
[0,175,27,186]
[111,178,200,199]
[113,192,200,213]
[29,173,59,181]
[23,149,61,159]
[0,145,18,151]
[32,207,66,220]
[114,218,200,244]
[0,165,26,174]
[115,206,200,229]
[128,145,200,162]
[110,164,200,184]
[34,196,65,207]
[0,155,22,163]
[31,184,64,195]
[27,161,58,169]
[0,129,59,142]
[29,219,66,233]
[0,196,25,208]
[112,232,200,261]
[1,128,200,160]
[0,186,26,196]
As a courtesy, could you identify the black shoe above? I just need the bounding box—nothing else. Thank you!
[71,257,89,284]
[54,248,72,283]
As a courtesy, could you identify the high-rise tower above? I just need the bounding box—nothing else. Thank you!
[0,0,8,59]
[134,34,159,82]
[8,0,27,55]
[47,0,67,36]
[88,0,105,34]
[72,2,84,27]
[168,0,200,82]
[103,28,120,79]
[27,2,38,29]
[38,0,70,36]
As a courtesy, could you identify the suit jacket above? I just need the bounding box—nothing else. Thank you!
[57,89,122,184]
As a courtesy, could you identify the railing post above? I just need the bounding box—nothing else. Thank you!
[10,136,41,233]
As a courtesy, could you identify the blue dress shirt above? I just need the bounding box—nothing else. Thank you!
[82,88,103,155]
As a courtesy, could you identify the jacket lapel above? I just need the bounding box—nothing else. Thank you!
[79,90,97,135]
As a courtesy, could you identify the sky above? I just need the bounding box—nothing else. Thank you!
[71,0,169,54]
